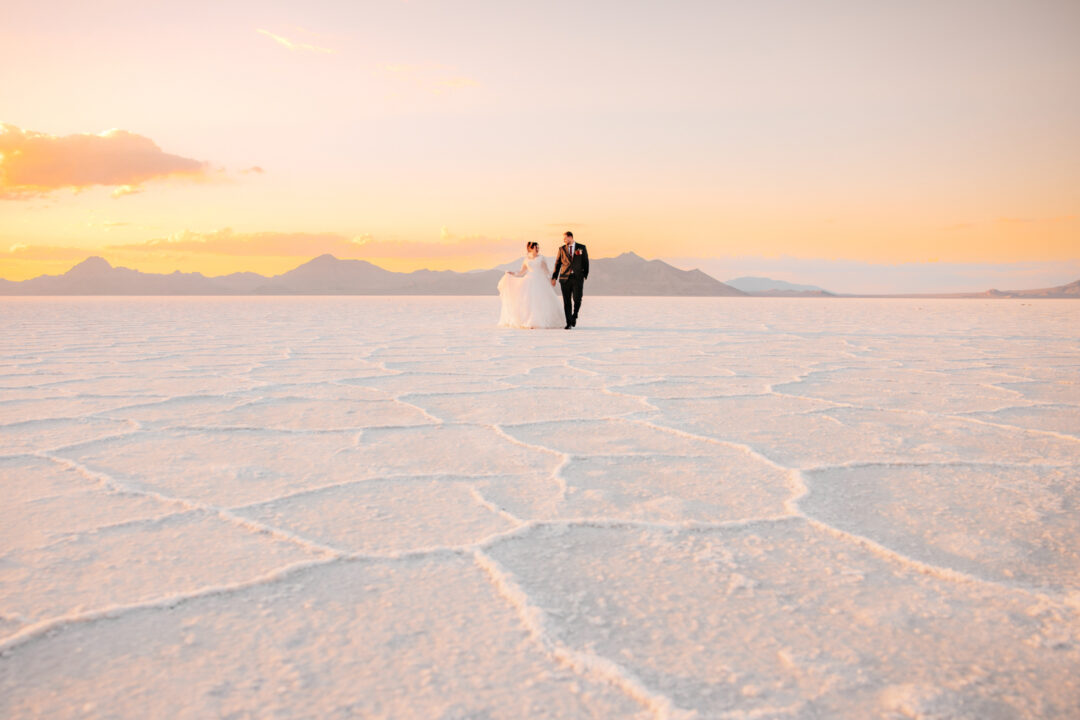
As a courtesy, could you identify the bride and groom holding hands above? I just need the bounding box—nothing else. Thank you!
[497,231,589,330]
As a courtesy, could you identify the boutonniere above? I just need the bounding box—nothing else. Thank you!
[574,249,582,256]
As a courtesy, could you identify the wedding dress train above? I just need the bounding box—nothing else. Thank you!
[497,255,564,329]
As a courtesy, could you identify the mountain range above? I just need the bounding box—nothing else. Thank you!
[723,276,1080,298]
[828,280,1080,299]
[0,252,746,296]
[725,276,834,296]
[2,255,1077,298]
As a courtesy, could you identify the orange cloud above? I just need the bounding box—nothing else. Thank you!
[256,29,334,54]
[2,243,95,261]
[0,123,210,199]
[350,233,514,258]
[87,220,132,230]
[0,228,540,280]
[108,228,357,257]
[106,227,518,259]
[376,63,479,94]
[111,185,143,198]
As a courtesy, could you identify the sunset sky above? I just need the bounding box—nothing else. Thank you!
[3,0,1079,292]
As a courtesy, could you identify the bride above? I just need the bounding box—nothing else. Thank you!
[497,242,564,329]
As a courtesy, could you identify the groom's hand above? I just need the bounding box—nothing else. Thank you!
[550,278,556,287]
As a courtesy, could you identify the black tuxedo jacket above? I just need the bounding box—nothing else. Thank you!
[552,242,589,281]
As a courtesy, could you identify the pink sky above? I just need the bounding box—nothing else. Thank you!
[2,0,1079,289]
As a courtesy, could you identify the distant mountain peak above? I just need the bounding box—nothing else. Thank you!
[726,276,827,294]
[297,254,384,269]
[68,256,113,274]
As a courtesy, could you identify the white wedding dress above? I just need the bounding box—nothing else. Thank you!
[497,255,565,329]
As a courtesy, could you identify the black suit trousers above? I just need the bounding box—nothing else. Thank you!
[559,275,584,324]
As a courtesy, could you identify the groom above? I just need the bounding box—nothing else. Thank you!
[550,231,589,329]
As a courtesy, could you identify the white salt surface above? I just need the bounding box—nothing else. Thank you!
[1,296,1078,719]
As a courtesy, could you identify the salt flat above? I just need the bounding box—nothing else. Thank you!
[1,296,1078,719]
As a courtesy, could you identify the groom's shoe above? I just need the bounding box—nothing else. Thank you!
[564,323,572,329]
[571,315,577,327]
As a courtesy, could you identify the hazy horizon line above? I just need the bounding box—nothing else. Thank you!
[4,251,1079,297]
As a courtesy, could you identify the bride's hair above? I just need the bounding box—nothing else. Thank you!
[526,241,539,251]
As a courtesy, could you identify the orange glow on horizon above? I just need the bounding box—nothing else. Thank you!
[2,209,1079,283]
[0,253,516,282]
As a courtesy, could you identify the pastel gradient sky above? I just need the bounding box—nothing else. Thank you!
[3,0,1079,291]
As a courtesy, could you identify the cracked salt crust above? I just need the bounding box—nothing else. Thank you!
[1,296,1078,718]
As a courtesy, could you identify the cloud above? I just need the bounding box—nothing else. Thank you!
[376,63,479,94]
[349,232,515,259]
[4,229,528,280]
[111,185,143,198]
[106,227,519,260]
[1,243,97,261]
[82,219,132,231]
[108,228,358,257]
[241,166,265,174]
[257,29,334,54]
[0,123,210,199]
